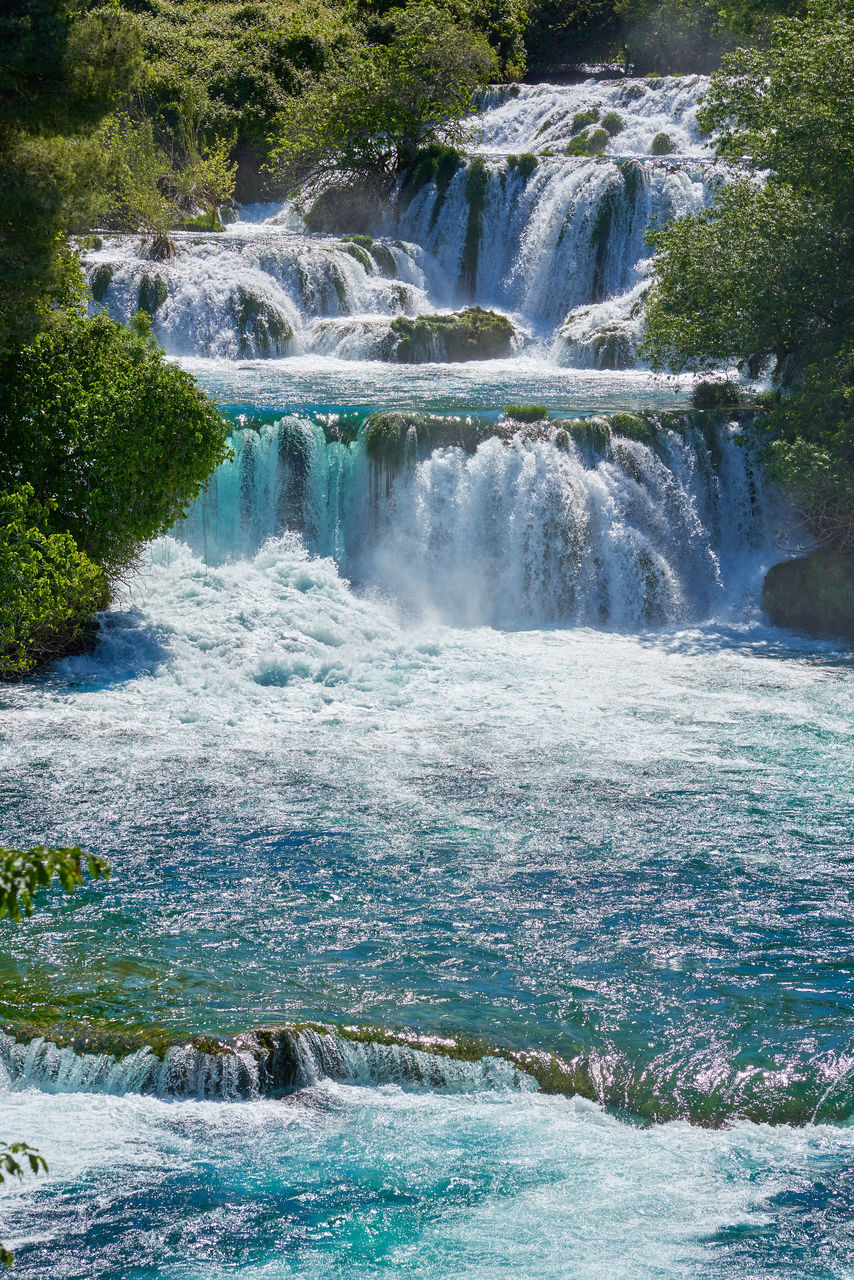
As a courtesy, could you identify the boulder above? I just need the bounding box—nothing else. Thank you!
[762,551,854,642]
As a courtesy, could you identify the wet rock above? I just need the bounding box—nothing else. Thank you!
[763,551,854,642]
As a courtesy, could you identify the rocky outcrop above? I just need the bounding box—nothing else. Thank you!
[763,551,854,642]
[389,307,515,362]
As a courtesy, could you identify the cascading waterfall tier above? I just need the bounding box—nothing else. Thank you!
[84,75,717,368]
[4,1023,854,1128]
[177,410,774,629]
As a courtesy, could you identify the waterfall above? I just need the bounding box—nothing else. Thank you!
[178,412,773,629]
[84,75,716,368]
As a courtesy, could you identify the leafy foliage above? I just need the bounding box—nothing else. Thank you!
[0,486,107,679]
[0,314,230,573]
[0,846,110,923]
[0,1,143,346]
[0,1144,47,1266]
[268,4,497,192]
[643,0,854,547]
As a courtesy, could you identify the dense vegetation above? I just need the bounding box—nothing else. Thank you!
[0,1,227,678]
[643,0,854,549]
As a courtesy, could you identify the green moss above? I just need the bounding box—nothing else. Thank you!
[566,127,608,157]
[341,241,374,272]
[622,83,646,101]
[507,153,537,180]
[390,307,514,363]
[90,263,113,303]
[608,412,653,444]
[402,144,463,213]
[363,412,511,468]
[231,287,293,357]
[345,233,373,247]
[571,107,600,134]
[616,158,645,204]
[554,427,570,451]
[137,272,168,316]
[601,111,624,136]
[651,132,676,155]
[367,242,397,277]
[79,234,103,251]
[557,416,611,456]
[462,157,489,293]
[505,404,548,422]
[591,325,636,370]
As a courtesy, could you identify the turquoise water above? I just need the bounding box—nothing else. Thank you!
[2,498,854,1274]
[4,74,854,1277]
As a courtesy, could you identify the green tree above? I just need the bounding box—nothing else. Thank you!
[269,3,497,192]
[0,487,107,679]
[0,845,109,1264]
[173,99,238,229]
[0,314,230,575]
[0,1,142,345]
[642,0,854,546]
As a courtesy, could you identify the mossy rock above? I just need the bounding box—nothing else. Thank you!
[566,127,608,157]
[553,416,611,456]
[304,183,385,234]
[137,272,168,315]
[651,132,676,155]
[591,326,636,370]
[571,107,600,134]
[608,412,653,444]
[367,242,397,277]
[601,111,624,137]
[507,153,537,180]
[763,552,854,642]
[90,263,113,303]
[505,404,548,423]
[363,412,511,468]
[341,241,374,272]
[402,144,464,206]
[231,287,293,358]
[389,307,514,363]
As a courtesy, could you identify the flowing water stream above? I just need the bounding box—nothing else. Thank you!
[2,76,854,1279]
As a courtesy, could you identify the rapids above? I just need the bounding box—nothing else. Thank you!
[3,76,853,1280]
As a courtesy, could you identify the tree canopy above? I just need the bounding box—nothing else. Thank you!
[642,0,854,547]
[269,3,497,192]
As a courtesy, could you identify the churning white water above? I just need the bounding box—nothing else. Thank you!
[86,76,714,366]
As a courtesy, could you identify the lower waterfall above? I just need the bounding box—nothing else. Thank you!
[177,412,775,628]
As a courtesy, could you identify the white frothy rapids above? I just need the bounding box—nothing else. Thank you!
[85,76,715,368]
[177,415,776,629]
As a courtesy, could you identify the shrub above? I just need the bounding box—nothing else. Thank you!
[601,111,623,136]
[0,313,229,573]
[566,127,609,156]
[505,404,548,422]
[517,152,538,179]
[0,486,107,679]
[691,379,741,409]
[571,107,600,134]
[651,132,676,155]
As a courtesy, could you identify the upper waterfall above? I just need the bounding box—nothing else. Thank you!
[84,76,714,371]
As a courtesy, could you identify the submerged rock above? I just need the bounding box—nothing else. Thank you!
[763,551,854,642]
[389,307,515,363]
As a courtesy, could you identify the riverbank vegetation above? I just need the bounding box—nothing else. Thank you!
[1,1,227,678]
[643,0,854,551]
